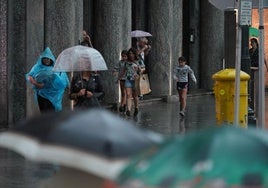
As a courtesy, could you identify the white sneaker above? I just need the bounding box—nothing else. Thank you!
[179,110,185,116]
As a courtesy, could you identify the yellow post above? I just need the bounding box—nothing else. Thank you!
[212,69,250,127]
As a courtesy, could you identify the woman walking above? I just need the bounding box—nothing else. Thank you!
[69,71,104,109]
[124,48,140,116]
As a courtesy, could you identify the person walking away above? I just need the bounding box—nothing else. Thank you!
[173,56,197,116]
[124,48,140,116]
[113,50,128,112]
[69,71,104,109]
[26,47,70,113]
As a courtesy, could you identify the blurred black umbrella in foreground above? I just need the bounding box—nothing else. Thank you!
[0,109,162,181]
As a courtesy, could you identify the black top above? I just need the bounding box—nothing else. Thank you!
[70,74,104,108]
[249,48,259,67]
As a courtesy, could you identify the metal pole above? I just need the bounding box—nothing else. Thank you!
[234,1,242,126]
[258,0,265,128]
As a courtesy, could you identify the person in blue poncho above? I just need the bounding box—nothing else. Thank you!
[26,47,70,113]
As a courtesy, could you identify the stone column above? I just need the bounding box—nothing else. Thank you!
[94,0,131,104]
[45,0,83,55]
[200,1,224,90]
[147,0,182,97]
[132,0,148,48]
[26,0,44,117]
[45,0,83,109]
[7,0,27,123]
[132,0,147,30]
[83,0,94,39]
[0,0,8,127]
[188,0,200,90]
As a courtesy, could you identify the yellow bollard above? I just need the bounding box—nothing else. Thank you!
[212,69,250,127]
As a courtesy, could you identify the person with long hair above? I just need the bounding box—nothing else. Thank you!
[249,38,268,70]
[69,71,104,109]
[124,48,140,116]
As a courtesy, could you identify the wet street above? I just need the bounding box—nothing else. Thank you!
[0,94,225,188]
[130,93,216,135]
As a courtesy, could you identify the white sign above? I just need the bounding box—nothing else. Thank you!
[209,0,268,10]
[239,0,252,25]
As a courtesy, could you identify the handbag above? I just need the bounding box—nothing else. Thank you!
[139,73,151,95]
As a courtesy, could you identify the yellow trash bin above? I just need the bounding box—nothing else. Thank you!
[212,68,250,127]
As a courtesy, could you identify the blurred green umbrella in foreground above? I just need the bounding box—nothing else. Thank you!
[249,27,259,37]
[117,126,268,188]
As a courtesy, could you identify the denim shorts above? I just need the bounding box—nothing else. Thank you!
[125,79,135,88]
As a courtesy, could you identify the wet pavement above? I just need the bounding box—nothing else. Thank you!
[0,93,245,187]
[129,93,216,135]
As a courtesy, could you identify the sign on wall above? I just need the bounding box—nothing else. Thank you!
[239,0,252,25]
[209,0,268,10]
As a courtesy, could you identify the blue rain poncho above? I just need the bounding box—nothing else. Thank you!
[26,47,69,111]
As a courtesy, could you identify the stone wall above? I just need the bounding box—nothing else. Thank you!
[200,0,224,90]
[94,0,131,104]
[8,0,27,123]
[147,0,183,96]
[0,0,8,127]
[45,0,83,110]
[188,0,200,91]
[26,0,44,117]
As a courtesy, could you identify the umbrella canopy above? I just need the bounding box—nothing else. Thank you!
[249,27,259,37]
[131,30,152,38]
[0,109,162,180]
[53,45,108,72]
[117,126,268,187]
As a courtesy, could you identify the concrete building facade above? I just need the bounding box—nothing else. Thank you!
[0,0,229,126]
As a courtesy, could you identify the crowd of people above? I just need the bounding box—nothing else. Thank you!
[26,30,200,117]
[113,38,150,116]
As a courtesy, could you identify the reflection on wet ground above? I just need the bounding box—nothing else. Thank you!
[0,148,57,188]
[0,95,216,188]
[132,94,216,135]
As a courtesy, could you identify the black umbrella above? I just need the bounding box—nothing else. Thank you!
[0,109,162,180]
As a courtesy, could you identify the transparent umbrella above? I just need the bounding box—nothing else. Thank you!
[53,45,108,72]
[131,30,152,38]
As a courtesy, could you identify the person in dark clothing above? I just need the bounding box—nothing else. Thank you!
[69,71,104,109]
[81,30,93,47]
[249,38,260,67]
[249,38,268,70]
